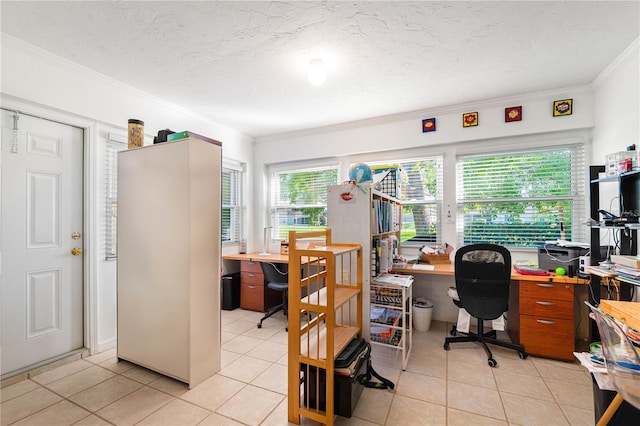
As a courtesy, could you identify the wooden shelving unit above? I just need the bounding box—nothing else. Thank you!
[287,229,362,426]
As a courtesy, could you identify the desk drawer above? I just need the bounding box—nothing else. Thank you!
[520,281,574,302]
[520,315,575,361]
[241,260,263,273]
[241,271,264,286]
[520,297,573,319]
[241,282,264,311]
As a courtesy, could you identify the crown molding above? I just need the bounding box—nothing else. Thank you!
[257,85,593,143]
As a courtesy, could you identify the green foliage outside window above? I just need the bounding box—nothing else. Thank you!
[458,149,583,248]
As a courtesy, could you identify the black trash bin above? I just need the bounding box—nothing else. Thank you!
[221,272,240,310]
[592,374,640,424]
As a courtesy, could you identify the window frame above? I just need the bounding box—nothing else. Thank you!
[268,162,340,240]
[221,161,245,246]
[104,135,126,260]
[367,157,444,247]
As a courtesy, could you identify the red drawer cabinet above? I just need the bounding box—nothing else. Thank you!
[239,260,281,312]
[508,278,587,361]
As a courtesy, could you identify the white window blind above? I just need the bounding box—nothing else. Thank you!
[269,165,338,239]
[105,136,126,260]
[456,144,586,248]
[369,157,443,245]
[222,165,243,244]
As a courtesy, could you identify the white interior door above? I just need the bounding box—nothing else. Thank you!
[1,110,84,378]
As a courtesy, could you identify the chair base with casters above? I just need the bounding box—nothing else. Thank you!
[257,281,288,329]
[444,314,527,367]
[257,262,289,331]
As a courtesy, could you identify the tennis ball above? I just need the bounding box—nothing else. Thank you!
[555,267,566,276]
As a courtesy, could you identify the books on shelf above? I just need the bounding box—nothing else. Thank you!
[611,255,640,269]
[371,238,397,276]
[612,258,640,285]
[371,198,401,234]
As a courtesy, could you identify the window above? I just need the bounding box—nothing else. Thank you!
[222,165,243,244]
[269,165,338,239]
[369,158,443,245]
[456,145,585,248]
[104,137,125,260]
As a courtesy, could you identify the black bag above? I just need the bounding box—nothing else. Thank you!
[334,338,394,389]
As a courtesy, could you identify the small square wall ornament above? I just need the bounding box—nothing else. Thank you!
[553,99,573,116]
[505,106,522,122]
[422,118,436,132]
[463,112,478,127]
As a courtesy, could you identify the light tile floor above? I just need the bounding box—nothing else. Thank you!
[1,309,595,425]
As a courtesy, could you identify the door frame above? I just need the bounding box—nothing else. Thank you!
[2,95,99,356]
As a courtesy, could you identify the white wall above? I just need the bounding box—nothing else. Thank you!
[1,35,254,353]
[592,39,640,216]
[592,39,639,165]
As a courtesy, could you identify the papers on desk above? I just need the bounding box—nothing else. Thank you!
[574,352,615,391]
[412,264,435,271]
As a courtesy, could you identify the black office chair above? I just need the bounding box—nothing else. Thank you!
[257,262,289,330]
[444,243,527,367]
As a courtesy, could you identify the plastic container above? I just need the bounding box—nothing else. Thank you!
[127,119,144,149]
[413,299,433,331]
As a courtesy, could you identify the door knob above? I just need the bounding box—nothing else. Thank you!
[71,247,83,256]
[71,232,81,240]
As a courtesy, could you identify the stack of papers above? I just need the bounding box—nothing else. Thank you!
[373,273,414,287]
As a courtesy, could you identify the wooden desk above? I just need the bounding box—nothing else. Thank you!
[600,300,640,331]
[223,252,288,312]
[395,262,590,361]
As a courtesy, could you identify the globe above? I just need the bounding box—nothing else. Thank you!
[348,163,372,184]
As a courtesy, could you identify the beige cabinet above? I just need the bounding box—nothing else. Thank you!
[117,136,222,388]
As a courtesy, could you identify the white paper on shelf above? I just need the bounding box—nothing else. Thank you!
[373,273,413,287]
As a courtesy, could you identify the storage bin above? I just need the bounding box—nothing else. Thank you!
[221,272,240,310]
[300,342,367,418]
[413,299,433,331]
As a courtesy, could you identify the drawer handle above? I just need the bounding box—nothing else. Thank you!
[536,319,556,325]
[248,273,255,278]
[248,285,256,289]
[535,283,555,288]
[536,301,556,306]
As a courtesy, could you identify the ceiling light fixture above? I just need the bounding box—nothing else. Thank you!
[307,58,326,86]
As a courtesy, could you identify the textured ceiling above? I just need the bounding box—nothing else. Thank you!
[1,1,639,138]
